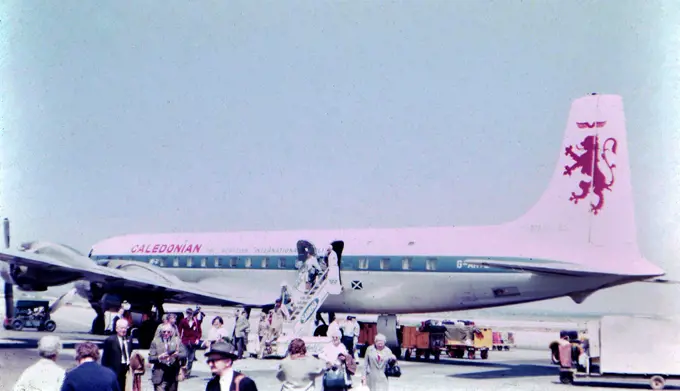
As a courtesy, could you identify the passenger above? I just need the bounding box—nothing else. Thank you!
[233,309,250,359]
[154,313,180,339]
[319,329,355,390]
[257,312,269,344]
[327,316,342,338]
[101,318,131,390]
[304,252,322,291]
[205,341,259,391]
[148,323,187,391]
[60,342,119,391]
[202,316,229,352]
[362,334,398,391]
[276,338,326,391]
[13,335,65,391]
[178,307,205,378]
[341,316,359,356]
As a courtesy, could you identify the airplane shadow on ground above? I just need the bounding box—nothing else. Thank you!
[439,360,680,390]
[0,336,107,350]
[444,361,557,380]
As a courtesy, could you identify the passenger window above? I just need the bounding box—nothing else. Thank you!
[173,258,179,267]
[159,258,166,267]
[229,257,238,268]
[380,258,391,270]
[402,257,412,270]
[214,257,221,268]
[278,258,287,268]
[261,257,269,268]
[245,258,252,268]
[186,258,193,267]
[200,258,207,268]
[358,258,369,270]
[426,258,437,271]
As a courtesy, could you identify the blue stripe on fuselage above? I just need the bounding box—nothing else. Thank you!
[90,254,555,273]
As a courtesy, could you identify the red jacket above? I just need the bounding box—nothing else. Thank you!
[178,315,203,345]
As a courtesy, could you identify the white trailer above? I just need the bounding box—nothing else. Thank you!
[562,315,680,390]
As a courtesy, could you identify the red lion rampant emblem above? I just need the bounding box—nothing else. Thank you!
[563,134,618,215]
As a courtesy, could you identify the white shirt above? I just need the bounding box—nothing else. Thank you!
[13,358,65,391]
[342,322,358,338]
[219,367,234,390]
[119,336,129,364]
[320,342,348,367]
[207,326,229,342]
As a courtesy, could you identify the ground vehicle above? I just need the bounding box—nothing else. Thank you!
[492,331,515,350]
[558,315,680,390]
[444,321,492,359]
[2,300,57,332]
[401,321,447,361]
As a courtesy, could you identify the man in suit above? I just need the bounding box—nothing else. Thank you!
[101,317,132,389]
[205,341,258,391]
[148,323,187,391]
[60,342,119,391]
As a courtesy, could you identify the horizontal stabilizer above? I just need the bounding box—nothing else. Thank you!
[463,259,615,277]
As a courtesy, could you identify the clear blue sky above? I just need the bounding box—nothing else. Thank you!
[1,1,679,315]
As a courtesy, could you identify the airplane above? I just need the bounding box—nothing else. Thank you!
[0,93,668,349]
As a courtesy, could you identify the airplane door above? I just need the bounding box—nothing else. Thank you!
[330,241,344,285]
[296,240,316,269]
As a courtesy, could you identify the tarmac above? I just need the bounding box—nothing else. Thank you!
[1,304,678,390]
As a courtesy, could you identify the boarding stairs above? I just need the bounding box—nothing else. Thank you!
[280,265,342,339]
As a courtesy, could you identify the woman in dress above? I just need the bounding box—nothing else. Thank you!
[362,333,398,391]
[319,329,352,390]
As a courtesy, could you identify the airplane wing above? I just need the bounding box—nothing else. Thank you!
[0,243,278,307]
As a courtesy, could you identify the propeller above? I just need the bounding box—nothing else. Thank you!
[49,287,77,314]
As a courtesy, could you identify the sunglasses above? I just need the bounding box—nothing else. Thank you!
[206,358,228,364]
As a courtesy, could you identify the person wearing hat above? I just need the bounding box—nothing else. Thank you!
[205,341,258,391]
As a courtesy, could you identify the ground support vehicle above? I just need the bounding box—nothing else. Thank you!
[2,300,57,332]
[558,315,680,390]
[492,331,515,350]
[443,321,492,359]
[400,322,447,362]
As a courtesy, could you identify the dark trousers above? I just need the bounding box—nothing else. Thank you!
[184,343,197,374]
[341,336,354,356]
[235,337,246,359]
[117,364,129,391]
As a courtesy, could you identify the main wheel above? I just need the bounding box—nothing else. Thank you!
[650,375,666,390]
[44,320,56,332]
[480,349,489,360]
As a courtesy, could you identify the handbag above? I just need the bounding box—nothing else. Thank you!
[323,367,348,388]
[385,361,402,378]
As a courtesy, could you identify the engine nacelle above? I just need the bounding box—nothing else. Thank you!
[1,263,48,291]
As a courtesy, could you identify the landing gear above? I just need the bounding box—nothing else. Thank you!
[90,302,106,335]
[377,314,401,359]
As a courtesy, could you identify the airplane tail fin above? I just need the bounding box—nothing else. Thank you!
[510,94,639,253]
